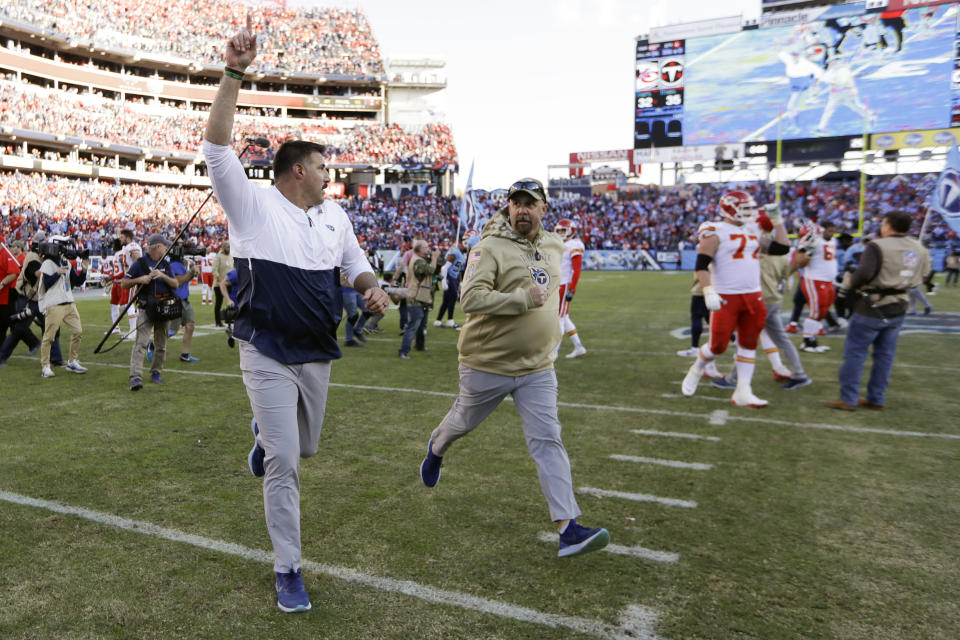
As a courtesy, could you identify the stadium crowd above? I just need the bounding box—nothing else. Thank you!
[0,79,458,167]
[1,1,383,77]
[2,170,955,260]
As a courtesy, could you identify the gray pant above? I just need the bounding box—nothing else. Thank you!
[725,302,805,383]
[239,341,331,573]
[431,365,581,522]
[129,312,169,380]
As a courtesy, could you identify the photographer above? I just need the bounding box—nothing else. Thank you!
[121,234,192,390]
[37,236,88,378]
[168,244,202,363]
[398,239,439,359]
[0,232,60,367]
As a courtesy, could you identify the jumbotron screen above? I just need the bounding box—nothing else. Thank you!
[635,2,959,149]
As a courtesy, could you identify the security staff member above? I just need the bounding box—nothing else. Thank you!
[826,210,930,411]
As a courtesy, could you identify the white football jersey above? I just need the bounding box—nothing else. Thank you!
[698,219,762,294]
[802,236,838,282]
[202,252,215,273]
[560,238,585,285]
[118,242,142,276]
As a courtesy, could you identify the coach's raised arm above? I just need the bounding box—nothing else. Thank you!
[201,15,388,614]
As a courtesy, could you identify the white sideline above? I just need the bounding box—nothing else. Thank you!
[12,357,960,440]
[609,454,713,471]
[0,490,665,640]
[578,487,698,509]
[631,429,721,442]
[537,532,679,564]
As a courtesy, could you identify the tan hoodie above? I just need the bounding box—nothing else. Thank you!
[456,208,564,376]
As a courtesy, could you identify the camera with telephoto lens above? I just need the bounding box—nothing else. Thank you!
[10,306,35,322]
[168,242,205,262]
[37,238,89,262]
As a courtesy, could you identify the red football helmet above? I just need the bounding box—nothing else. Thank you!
[718,191,758,224]
[796,220,822,246]
[554,218,576,239]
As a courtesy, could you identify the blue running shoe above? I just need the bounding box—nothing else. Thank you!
[145,341,154,362]
[275,569,311,613]
[781,376,813,390]
[710,377,736,390]
[248,418,265,478]
[130,377,143,391]
[558,520,610,558]
[151,371,162,384]
[419,439,442,487]
[179,353,200,363]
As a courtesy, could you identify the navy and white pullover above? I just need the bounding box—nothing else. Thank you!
[204,140,374,364]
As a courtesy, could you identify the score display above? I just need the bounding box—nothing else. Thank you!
[634,40,686,148]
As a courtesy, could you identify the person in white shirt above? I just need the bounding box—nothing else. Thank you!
[204,15,389,614]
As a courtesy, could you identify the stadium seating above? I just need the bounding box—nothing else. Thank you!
[1,0,384,77]
[0,78,458,167]
[2,171,954,257]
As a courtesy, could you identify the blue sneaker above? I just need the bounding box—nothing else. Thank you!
[248,418,265,478]
[781,376,813,390]
[275,569,311,613]
[558,520,610,558]
[710,377,736,390]
[352,330,366,343]
[179,353,200,363]
[146,342,154,362]
[151,371,162,384]
[419,439,442,487]
[130,377,143,391]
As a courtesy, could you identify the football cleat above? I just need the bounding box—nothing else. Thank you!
[772,368,792,382]
[786,322,798,334]
[681,362,704,397]
[676,347,699,357]
[703,361,723,380]
[731,389,768,408]
[566,346,587,359]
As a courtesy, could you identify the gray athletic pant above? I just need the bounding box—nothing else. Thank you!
[431,364,581,522]
[725,302,805,383]
[239,341,331,574]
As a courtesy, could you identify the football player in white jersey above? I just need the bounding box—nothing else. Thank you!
[555,219,587,358]
[793,220,837,352]
[201,249,216,304]
[681,191,790,407]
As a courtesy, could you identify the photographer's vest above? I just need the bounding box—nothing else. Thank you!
[860,236,929,312]
[14,250,42,301]
[406,257,434,306]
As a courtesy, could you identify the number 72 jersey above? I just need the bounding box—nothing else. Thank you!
[697,219,762,294]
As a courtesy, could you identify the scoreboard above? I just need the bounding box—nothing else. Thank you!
[635,2,960,155]
[634,40,686,149]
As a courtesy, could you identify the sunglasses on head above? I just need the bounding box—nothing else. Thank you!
[508,180,544,196]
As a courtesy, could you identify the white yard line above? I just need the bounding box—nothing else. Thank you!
[609,454,713,471]
[12,358,960,440]
[661,393,729,403]
[578,487,697,509]
[538,532,679,564]
[709,410,729,426]
[0,490,664,640]
[631,429,721,442]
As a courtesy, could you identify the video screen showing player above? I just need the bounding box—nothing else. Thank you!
[682,4,956,144]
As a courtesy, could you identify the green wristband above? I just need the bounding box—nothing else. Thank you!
[224,67,245,81]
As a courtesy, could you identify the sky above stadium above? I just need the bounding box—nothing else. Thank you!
[292,0,760,192]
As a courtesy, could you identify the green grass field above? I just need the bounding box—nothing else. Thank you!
[2,271,958,640]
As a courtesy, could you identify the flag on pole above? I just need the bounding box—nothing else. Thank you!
[459,161,474,234]
[931,143,960,234]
